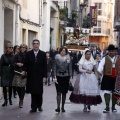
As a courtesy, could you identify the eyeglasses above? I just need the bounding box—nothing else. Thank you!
[33,43,39,45]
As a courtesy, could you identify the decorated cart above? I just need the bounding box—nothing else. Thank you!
[65,26,89,52]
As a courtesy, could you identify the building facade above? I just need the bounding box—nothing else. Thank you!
[114,0,120,47]
[42,0,59,51]
[88,0,115,50]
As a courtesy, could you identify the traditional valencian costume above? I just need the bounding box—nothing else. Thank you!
[70,49,102,112]
[98,44,118,113]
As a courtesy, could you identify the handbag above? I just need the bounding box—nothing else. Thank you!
[68,82,74,91]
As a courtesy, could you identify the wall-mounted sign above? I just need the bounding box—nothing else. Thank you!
[90,6,97,26]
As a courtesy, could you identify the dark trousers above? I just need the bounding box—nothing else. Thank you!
[31,93,43,110]
[3,87,12,101]
[16,87,25,100]
[13,87,17,97]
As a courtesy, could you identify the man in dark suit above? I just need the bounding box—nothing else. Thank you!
[91,46,100,59]
[24,39,47,113]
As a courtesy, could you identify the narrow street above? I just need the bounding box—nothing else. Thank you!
[0,76,120,120]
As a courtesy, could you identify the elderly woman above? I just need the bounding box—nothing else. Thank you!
[53,47,72,113]
[12,44,27,108]
[70,49,102,112]
[0,43,14,107]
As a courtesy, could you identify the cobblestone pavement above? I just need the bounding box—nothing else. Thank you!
[0,75,120,120]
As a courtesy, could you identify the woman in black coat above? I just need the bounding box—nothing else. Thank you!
[12,44,27,108]
[0,43,14,107]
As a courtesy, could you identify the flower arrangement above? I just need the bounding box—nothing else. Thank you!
[65,33,89,46]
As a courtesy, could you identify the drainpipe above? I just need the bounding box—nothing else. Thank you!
[39,0,43,49]
[15,4,20,45]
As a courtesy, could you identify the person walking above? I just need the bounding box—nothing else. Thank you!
[12,44,27,108]
[12,45,20,98]
[24,39,47,113]
[46,52,52,86]
[0,43,14,107]
[98,44,118,113]
[70,49,102,112]
[91,46,100,59]
[53,47,72,113]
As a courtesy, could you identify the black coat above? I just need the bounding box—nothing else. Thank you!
[25,50,47,94]
[91,50,100,59]
[12,52,26,72]
[47,57,52,72]
[0,54,14,87]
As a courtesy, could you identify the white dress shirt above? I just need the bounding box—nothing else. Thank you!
[97,56,117,73]
[34,50,39,57]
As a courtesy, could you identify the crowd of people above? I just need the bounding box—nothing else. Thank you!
[0,40,120,114]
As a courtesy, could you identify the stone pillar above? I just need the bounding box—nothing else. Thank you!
[42,1,51,51]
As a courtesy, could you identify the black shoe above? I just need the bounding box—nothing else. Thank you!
[87,105,91,112]
[61,108,65,112]
[2,102,7,107]
[55,108,60,113]
[9,100,12,105]
[112,108,117,113]
[38,107,43,111]
[103,107,110,113]
[48,84,51,86]
[30,110,37,113]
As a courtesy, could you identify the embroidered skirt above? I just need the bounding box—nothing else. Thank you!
[69,74,102,105]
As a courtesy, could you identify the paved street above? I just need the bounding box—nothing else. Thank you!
[0,76,120,120]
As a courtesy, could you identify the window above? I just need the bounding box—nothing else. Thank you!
[93,21,101,33]
[95,3,102,15]
[106,29,110,35]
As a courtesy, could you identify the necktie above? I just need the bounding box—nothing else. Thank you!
[35,52,37,62]
[35,52,37,57]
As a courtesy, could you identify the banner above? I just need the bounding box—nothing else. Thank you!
[90,6,97,26]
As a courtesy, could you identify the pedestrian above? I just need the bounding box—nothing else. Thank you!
[53,47,72,113]
[70,49,102,112]
[12,45,20,98]
[50,46,58,81]
[24,39,47,113]
[95,54,101,85]
[98,44,118,113]
[0,43,14,107]
[12,44,27,108]
[91,46,100,59]
[114,55,120,106]
[13,45,20,55]
[46,51,52,86]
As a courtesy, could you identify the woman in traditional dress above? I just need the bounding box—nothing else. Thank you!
[70,49,102,112]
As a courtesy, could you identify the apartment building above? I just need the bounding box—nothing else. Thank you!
[88,0,115,50]
[114,0,120,47]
